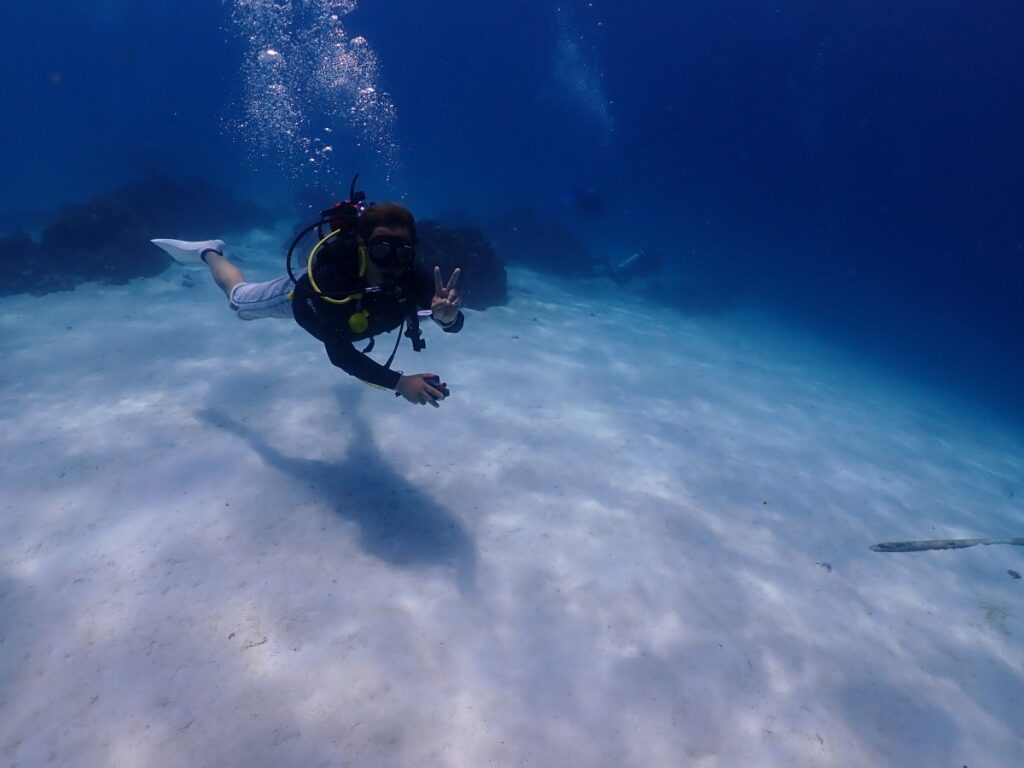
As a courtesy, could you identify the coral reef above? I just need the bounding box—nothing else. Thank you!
[416,220,508,310]
[0,175,270,297]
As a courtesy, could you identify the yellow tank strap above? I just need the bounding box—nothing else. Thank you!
[307,230,366,305]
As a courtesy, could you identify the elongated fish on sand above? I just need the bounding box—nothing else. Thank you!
[871,537,1024,553]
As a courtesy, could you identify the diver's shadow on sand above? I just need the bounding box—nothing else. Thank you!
[198,400,477,595]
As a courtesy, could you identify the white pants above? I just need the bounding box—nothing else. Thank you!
[228,273,302,320]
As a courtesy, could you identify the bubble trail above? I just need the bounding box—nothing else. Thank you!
[553,5,613,142]
[228,0,398,182]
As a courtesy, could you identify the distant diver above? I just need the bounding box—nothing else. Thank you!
[598,248,662,287]
[151,175,463,407]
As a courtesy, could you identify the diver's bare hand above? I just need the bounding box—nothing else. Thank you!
[396,373,445,408]
[431,266,462,324]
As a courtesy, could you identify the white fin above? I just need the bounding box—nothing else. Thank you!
[151,238,225,264]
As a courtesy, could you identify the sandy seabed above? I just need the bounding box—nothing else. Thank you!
[1,229,1021,767]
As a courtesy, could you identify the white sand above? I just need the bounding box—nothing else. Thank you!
[1,230,1021,767]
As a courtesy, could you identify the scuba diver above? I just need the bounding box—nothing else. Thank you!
[151,177,463,408]
[599,248,661,286]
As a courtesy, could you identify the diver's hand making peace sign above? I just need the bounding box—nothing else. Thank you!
[431,266,462,324]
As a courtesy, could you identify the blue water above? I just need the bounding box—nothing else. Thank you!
[1,0,1021,421]
[2,4,1024,764]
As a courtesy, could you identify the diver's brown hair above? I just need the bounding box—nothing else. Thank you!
[359,202,417,242]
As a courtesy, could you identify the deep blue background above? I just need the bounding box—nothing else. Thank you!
[1,0,1022,424]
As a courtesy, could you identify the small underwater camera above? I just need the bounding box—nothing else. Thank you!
[425,375,450,399]
[394,374,450,400]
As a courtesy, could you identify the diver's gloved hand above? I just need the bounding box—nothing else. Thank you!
[396,373,447,408]
[431,266,462,324]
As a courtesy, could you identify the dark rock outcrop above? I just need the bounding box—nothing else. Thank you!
[416,220,507,310]
[0,174,270,297]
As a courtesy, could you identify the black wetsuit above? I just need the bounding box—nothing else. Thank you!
[291,242,464,389]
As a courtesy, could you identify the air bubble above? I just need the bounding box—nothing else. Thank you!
[229,0,399,180]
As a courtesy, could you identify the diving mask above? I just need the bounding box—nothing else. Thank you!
[367,238,415,269]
